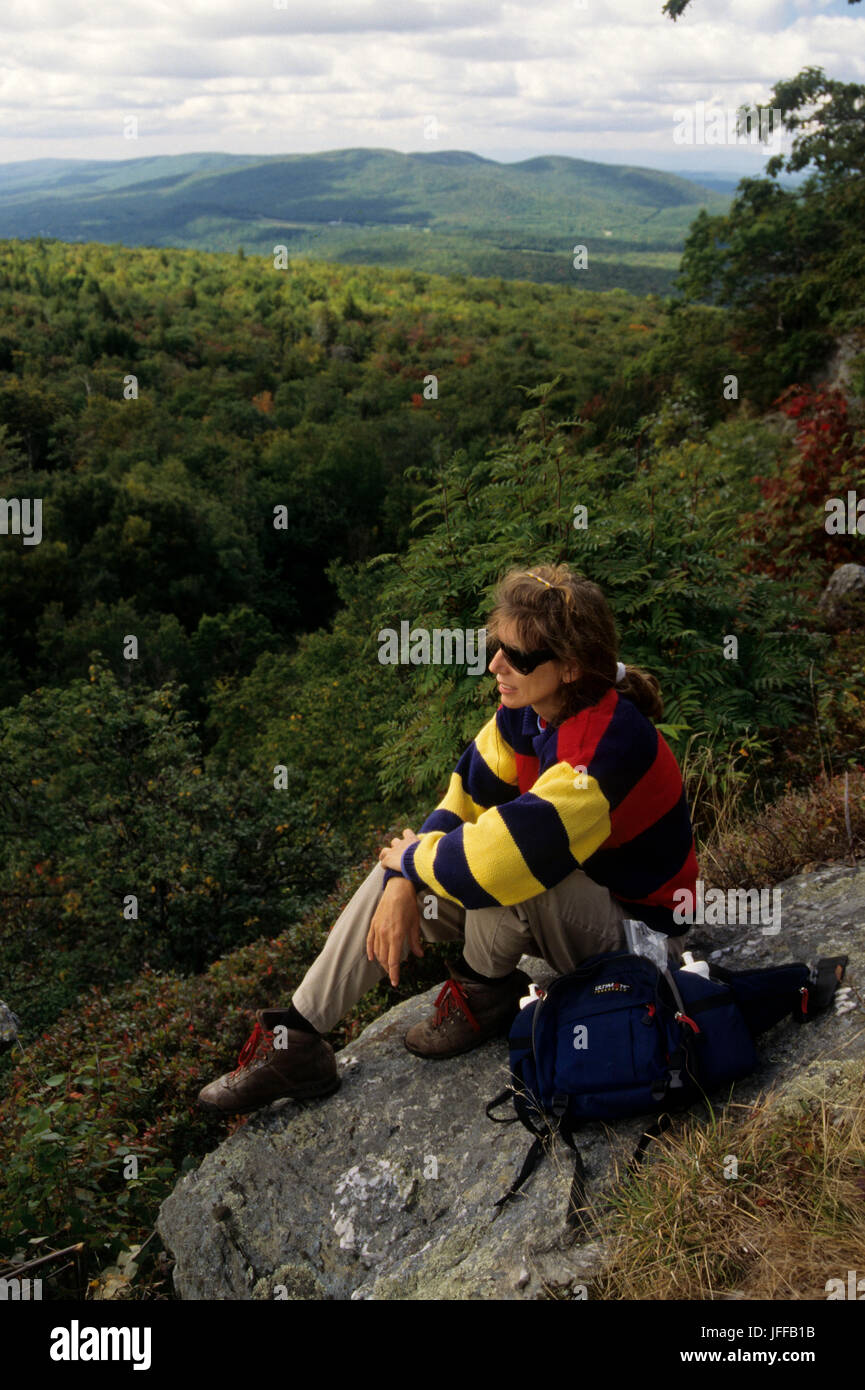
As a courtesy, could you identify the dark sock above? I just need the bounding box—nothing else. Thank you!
[454,954,512,986]
[285,1003,318,1035]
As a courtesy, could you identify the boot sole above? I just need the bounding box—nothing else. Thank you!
[404,1023,510,1059]
[198,1073,341,1116]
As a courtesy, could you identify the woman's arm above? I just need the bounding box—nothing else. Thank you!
[396,758,611,908]
[380,708,519,886]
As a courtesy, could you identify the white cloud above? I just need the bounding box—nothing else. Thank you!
[0,0,861,166]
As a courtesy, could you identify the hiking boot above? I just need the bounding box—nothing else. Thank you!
[404,967,530,1059]
[197,1009,340,1116]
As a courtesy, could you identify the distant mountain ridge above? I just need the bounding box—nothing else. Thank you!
[0,147,731,293]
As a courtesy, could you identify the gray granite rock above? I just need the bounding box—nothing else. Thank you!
[817,563,865,631]
[0,1000,21,1052]
[157,863,865,1300]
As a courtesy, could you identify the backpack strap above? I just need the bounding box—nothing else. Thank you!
[493,1135,549,1211]
[486,1088,522,1123]
[662,963,689,1019]
[558,1111,676,1234]
[494,1107,593,1233]
[655,964,702,1096]
[555,1117,592,1233]
[629,1112,673,1171]
[492,1097,556,1212]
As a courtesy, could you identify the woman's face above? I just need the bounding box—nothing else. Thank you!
[488,620,579,723]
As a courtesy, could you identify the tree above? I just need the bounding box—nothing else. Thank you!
[763,67,865,180]
[0,663,346,1033]
[677,68,865,400]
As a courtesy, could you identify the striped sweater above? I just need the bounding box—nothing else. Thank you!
[395,688,698,936]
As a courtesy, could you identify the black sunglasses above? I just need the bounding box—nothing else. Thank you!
[487,636,557,675]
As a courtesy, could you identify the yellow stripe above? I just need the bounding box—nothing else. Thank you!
[432,711,519,825]
[462,807,545,904]
[409,834,459,902]
[438,771,488,824]
[408,813,541,906]
[413,760,612,907]
[532,761,611,862]
[473,714,518,789]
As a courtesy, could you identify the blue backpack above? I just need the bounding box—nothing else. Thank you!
[487,948,846,1230]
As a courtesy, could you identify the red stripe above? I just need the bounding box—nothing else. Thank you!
[555,688,617,769]
[514,751,538,795]
[605,733,685,848]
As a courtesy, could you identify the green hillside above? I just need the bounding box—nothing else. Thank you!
[0,148,729,294]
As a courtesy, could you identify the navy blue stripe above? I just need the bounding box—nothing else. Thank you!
[418,808,464,835]
[455,740,519,809]
[583,790,694,898]
[404,833,500,909]
[497,793,580,889]
[498,703,542,755]
[585,700,658,812]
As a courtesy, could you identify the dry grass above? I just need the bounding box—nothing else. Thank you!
[683,738,865,889]
[589,1075,865,1301]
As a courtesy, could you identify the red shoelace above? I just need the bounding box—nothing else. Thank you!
[231,1021,275,1074]
[433,978,481,1032]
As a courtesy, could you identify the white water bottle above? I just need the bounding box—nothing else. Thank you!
[519,982,546,1010]
[680,951,710,978]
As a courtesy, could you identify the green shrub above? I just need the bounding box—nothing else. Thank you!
[0,662,349,1037]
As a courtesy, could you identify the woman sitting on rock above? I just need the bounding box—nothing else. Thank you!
[199,562,698,1115]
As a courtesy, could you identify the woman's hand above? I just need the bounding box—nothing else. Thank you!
[366,876,424,986]
[377,828,420,872]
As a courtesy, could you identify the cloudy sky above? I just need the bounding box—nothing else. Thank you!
[1,0,862,174]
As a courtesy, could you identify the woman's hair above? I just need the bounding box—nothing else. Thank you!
[487,562,664,724]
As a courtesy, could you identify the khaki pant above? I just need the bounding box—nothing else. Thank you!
[293,863,684,1034]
